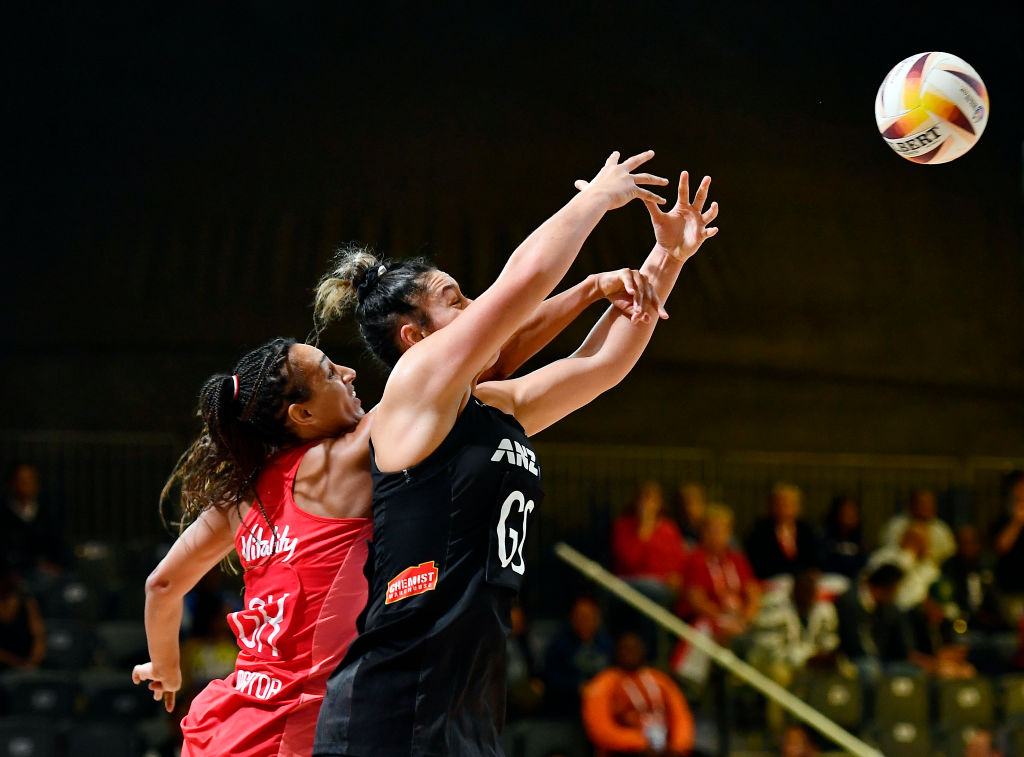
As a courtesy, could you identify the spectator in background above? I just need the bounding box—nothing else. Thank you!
[819,495,867,580]
[507,603,545,720]
[834,562,915,683]
[676,483,707,547]
[779,724,819,757]
[675,504,760,682]
[867,521,938,610]
[931,524,1004,631]
[992,472,1024,623]
[0,562,46,671]
[543,595,614,717]
[612,481,688,602]
[964,728,1003,757]
[582,631,694,757]
[749,571,838,732]
[880,488,955,565]
[746,483,820,580]
[907,595,976,679]
[1,462,73,579]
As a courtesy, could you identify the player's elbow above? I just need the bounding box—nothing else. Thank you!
[145,568,180,600]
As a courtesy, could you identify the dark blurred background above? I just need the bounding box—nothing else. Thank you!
[3,0,1021,454]
[1,4,1022,755]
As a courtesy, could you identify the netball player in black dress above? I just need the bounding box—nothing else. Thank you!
[312,151,719,757]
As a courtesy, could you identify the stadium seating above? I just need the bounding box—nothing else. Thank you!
[875,672,928,725]
[0,718,58,757]
[41,618,93,670]
[0,671,77,720]
[803,672,862,730]
[936,677,995,730]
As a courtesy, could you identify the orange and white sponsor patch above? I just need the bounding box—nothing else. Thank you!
[386,561,438,604]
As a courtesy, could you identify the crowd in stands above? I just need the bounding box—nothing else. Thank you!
[4,459,1024,756]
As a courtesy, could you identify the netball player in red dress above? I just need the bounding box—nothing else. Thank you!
[132,274,662,756]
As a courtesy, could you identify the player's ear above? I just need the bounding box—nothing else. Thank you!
[286,402,315,428]
[399,322,428,348]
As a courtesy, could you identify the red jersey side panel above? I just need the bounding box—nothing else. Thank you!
[181,444,371,757]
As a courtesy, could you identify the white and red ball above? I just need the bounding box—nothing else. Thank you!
[874,52,989,164]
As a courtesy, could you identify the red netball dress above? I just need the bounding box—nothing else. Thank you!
[181,443,372,757]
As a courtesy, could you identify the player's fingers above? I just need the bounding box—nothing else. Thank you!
[617,268,634,296]
[622,149,655,170]
[631,173,669,186]
[692,175,711,212]
[702,201,719,224]
[604,150,621,166]
[704,226,719,238]
[677,171,690,206]
[165,691,176,713]
[574,179,589,191]
[631,270,645,317]
[644,276,668,319]
[637,189,667,205]
[131,668,144,684]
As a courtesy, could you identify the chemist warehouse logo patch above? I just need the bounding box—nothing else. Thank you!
[386,561,439,604]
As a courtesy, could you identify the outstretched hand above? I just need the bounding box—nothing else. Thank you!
[645,171,719,263]
[595,268,669,324]
[574,150,669,210]
[132,661,181,713]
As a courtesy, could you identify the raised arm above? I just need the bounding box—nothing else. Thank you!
[132,507,237,712]
[477,171,718,435]
[484,268,667,381]
[374,151,667,469]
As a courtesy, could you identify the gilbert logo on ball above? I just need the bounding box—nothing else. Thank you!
[875,52,989,164]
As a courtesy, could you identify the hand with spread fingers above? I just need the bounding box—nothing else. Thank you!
[132,661,181,713]
[574,150,669,210]
[645,171,719,263]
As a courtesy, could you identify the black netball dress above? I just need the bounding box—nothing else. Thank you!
[314,396,543,757]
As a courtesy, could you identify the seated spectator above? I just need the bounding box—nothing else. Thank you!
[866,522,938,610]
[907,596,976,679]
[880,488,955,565]
[0,562,46,671]
[964,728,1003,757]
[507,603,544,720]
[991,471,1024,623]
[676,482,707,547]
[673,505,760,683]
[679,505,760,639]
[746,483,820,580]
[1,462,73,580]
[582,631,694,757]
[612,481,688,603]
[834,562,915,682]
[779,724,819,757]
[749,571,838,732]
[543,595,614,717]
[819,495,867,580]
[750,570,839,673]
[931,524,1004,631]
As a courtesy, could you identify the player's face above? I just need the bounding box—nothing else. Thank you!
[416,269,472,333]
[287,343,364,436]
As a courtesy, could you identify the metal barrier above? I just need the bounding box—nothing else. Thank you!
[2,431,1020,552]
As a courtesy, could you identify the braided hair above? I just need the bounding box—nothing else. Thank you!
[160,337,312,544]
[312,243,434,368]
